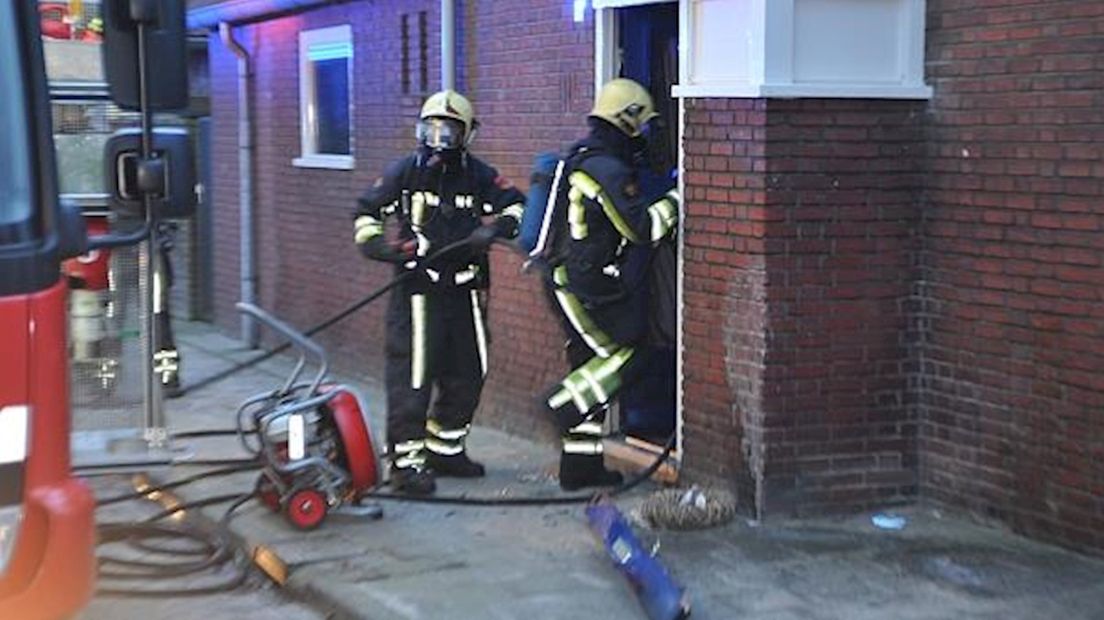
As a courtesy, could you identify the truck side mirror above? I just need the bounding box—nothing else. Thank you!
[101,0,188,111]
[105,128,196,219]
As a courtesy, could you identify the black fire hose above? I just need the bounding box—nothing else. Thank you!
[365,433,675,506]
[177,237,478,397]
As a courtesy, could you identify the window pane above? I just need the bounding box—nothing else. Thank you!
[313,58,350,155]
[0,0,32,229]
[52,101,137,194]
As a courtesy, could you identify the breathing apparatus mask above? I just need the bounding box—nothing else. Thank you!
[416,116,478,152]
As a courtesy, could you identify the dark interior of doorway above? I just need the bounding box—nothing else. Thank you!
[615,2,678,447]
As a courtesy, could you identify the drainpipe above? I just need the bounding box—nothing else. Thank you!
[219,22,258,347]
[440,0,455,90]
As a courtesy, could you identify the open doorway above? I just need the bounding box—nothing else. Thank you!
[596,1,679,454]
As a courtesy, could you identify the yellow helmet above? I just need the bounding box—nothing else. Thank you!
[589,78,658,138]
[418,90,478,150]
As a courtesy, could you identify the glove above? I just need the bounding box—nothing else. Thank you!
[466,224,501,253]
[360,237,416,264]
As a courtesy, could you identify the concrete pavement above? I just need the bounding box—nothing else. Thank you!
[152,320,1104,620]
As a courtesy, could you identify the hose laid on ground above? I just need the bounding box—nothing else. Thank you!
[90,434,674,598]
[95,463,260,507]
[640,486,737,530]
[365,434,675,506]
[176,238,477,397]
[92,463,259,598]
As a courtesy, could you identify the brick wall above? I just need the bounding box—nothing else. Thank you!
[204,0,1104,554]
[759,99,926,516]
[681,98,768,511]
[920,0,1104,551]
[680,99,926,516]
[207,1,592,441]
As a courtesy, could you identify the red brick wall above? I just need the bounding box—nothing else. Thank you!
[204,0,1104,554]
[921,0,1104,551]
[207,1,592,441]
[681,99,768,510]
[759,99,926,516]
[680,98,925,516]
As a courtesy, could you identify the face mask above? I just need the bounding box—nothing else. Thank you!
[416,117,466,151]
[636,119,667,171]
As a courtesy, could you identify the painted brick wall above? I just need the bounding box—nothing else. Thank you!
[920,0,1104,552]
[207,1,593,441]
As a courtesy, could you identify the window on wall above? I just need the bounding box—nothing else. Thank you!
[295,25,354,169]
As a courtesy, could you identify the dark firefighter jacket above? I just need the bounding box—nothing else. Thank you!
[556,122,679,314]
[354,151,525,292]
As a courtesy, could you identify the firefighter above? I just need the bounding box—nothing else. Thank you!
[153,221,182,397]
[541,79,679,490]
[354,90,525,495]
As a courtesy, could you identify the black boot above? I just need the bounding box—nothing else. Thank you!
[389,466,436,496]
[559,453,623,491]
[427,452,486,478]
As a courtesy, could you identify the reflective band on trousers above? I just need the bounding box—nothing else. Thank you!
[393,439,427,469]
[425,437,465,456]
[470,290,488,376]
[395,452,427,469]
[411,294,427,389]
[553,285,614,358]
[153,268,163,314]
[395,439,425,453]
[154,349,179,382]
[426,419,470,441]
[569,421,604,436]
[562,439,603,455]
[501,203,525,220]
[547,347,634,415]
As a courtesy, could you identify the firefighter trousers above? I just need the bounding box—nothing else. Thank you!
[385,283,488,468]
[544,267,646,455]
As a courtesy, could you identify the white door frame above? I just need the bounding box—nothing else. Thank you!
[593,0,685,461]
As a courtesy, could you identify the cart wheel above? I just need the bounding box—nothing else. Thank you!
[255,475,281,512]
[285,489,327,530]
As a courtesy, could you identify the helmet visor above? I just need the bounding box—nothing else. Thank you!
[416,117,465,150]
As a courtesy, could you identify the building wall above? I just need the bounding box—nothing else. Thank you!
[758,99,927,516]
[920,0,1104,552]
[680,98,926,516]
[204,0,1104,554]
[681,98,768,510]
[207,1,593,442]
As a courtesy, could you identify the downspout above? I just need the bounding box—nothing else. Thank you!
[440,0,455,90]
[219,22,258,347]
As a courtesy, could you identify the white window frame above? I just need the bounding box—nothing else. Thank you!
[294,24,355,170]
[673,0,932,99]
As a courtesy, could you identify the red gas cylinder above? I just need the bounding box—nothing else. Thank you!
[62,216,111,292]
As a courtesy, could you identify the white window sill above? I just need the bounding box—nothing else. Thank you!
[672,82,933,100]
[292,154,355,170]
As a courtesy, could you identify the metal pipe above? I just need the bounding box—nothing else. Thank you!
[440,0,455,90]
[219,22,259,348]
[137,21,166,445]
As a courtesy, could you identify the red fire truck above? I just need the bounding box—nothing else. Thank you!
[0,1,190,616]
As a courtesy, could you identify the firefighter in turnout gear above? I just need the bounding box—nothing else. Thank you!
[354,90,525,495]
[541,79,679,491]
[153,222,181,397]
